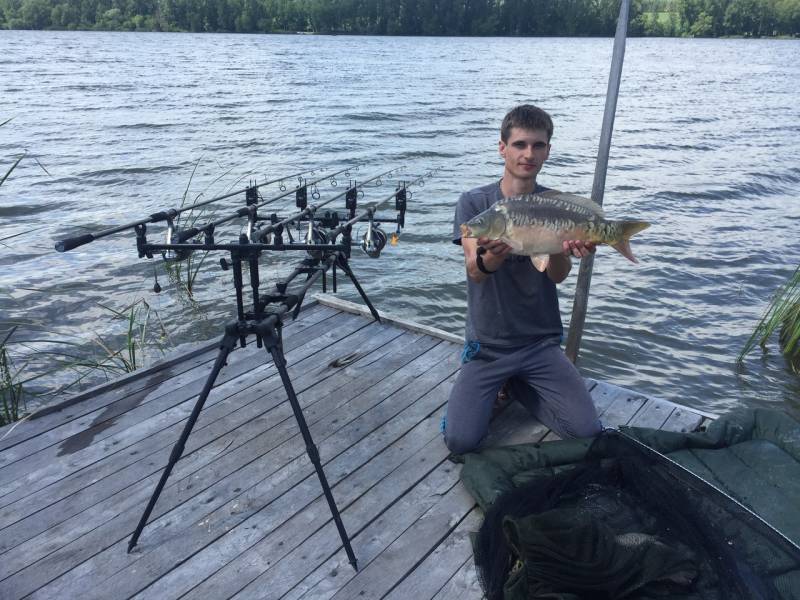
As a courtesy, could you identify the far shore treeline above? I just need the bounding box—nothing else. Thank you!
[0,0,798,38]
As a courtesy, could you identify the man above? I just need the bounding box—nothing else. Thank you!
[443,104,602,455]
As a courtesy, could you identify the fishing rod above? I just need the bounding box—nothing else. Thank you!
[327,168,438,258]
[53,165,357,253]
[131,167,400,264]
[163,165,358,255]
[249,167,401,245]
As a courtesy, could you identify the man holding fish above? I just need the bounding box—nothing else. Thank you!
[444,104,648,454]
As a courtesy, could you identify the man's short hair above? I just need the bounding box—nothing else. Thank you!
[500,105,554,142]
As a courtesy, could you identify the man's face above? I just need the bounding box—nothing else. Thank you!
[499,127,551,181]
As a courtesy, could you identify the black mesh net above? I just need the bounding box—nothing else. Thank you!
[472,430,800,600]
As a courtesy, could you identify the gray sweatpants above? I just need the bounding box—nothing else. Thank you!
[443,337,601,454]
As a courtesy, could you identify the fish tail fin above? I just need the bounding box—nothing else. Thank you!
[610,221,650,264]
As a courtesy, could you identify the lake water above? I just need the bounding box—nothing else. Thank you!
[1,30,798,417]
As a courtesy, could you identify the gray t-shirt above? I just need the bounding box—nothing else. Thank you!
[453,181,562,347]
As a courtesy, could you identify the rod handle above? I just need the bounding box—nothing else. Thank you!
[55,233,95,252]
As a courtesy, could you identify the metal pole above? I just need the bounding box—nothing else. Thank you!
[564,0,631,364]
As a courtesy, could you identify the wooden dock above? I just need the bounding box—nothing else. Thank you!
[0,295,713,599]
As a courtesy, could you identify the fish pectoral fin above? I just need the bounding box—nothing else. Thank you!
[531,254,550,272]
[500,237,524,252]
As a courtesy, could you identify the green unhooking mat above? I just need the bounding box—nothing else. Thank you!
[460,409,800,600]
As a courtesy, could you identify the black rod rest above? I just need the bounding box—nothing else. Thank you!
[51,165,445,574]
[125,253,366,569]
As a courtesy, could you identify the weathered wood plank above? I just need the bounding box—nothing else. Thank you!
[181,412,457,600]
[593,382,648,428]
[0,323,414,553]
[0,327,437,573]
[278,440,456,600]
[0,303,333,450]
[431,557,484,600]
[10,343,460,599]
[382,508,483,600]
[0,302,718,600]
[330,483,476,600]
[1,322,428,535]
[626,398,674,429]
[87,372,459,600]
[0,306,347,473]
[661,405,704,433]
[0,312,371,505]
[486,401,550,448]
[315,293,463,345]
[434,559,484,600]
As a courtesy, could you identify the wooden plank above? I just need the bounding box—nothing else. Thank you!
[177,413,457,600]
[281,438,458,600]
[0,300,719,600]
[626,398,674,429]
[315,294,464,345]
[0,325,431,568]
[8,342,460,600]
[591,381,647,428]
[382,508,482,600]
[0,302,333,449]
[329,483,476,600]
[0,323,414,553]
[92,372,458,600]
[661,405,704,433]
[0,305,345,470]
[431,557,483,600]
[281,402,550,600]
[0,312,370,505]
[485,401,550,447]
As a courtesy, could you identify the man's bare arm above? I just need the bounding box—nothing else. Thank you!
[462,237,512,283]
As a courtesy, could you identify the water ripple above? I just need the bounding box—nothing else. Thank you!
[1,31,798,417]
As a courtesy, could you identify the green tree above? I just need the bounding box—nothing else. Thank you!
[19,0,51,27]
[689,9,714,33]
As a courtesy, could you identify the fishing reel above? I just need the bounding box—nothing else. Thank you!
[304,220,330,260]
[360,219,387,259]
[161,215,194,264]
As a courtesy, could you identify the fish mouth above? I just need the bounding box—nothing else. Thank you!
[460,223,472,238]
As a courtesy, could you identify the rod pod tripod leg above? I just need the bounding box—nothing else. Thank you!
[127,317,358,571]
[336,254,380,323]
[262,325,358,571]
[127,321,241,552]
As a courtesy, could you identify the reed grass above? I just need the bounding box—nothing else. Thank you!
[0,155,241,426]
[0,299,171,426]
[1,327,25,425]
[739,265,800,372]
[95,298,169,373]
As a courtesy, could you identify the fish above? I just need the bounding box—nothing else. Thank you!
[459,190,650,272]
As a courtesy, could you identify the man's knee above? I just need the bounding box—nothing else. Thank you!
[563,415,602,439]
[444,429,481,455]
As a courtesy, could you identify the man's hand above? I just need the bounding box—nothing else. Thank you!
[562,240,597,258]
[462,237,511,283]
[477,237,513,262]
[546,240,596,283]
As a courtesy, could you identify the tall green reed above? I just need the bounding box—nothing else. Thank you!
[0,299,170,426]
[739,265,800,373]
